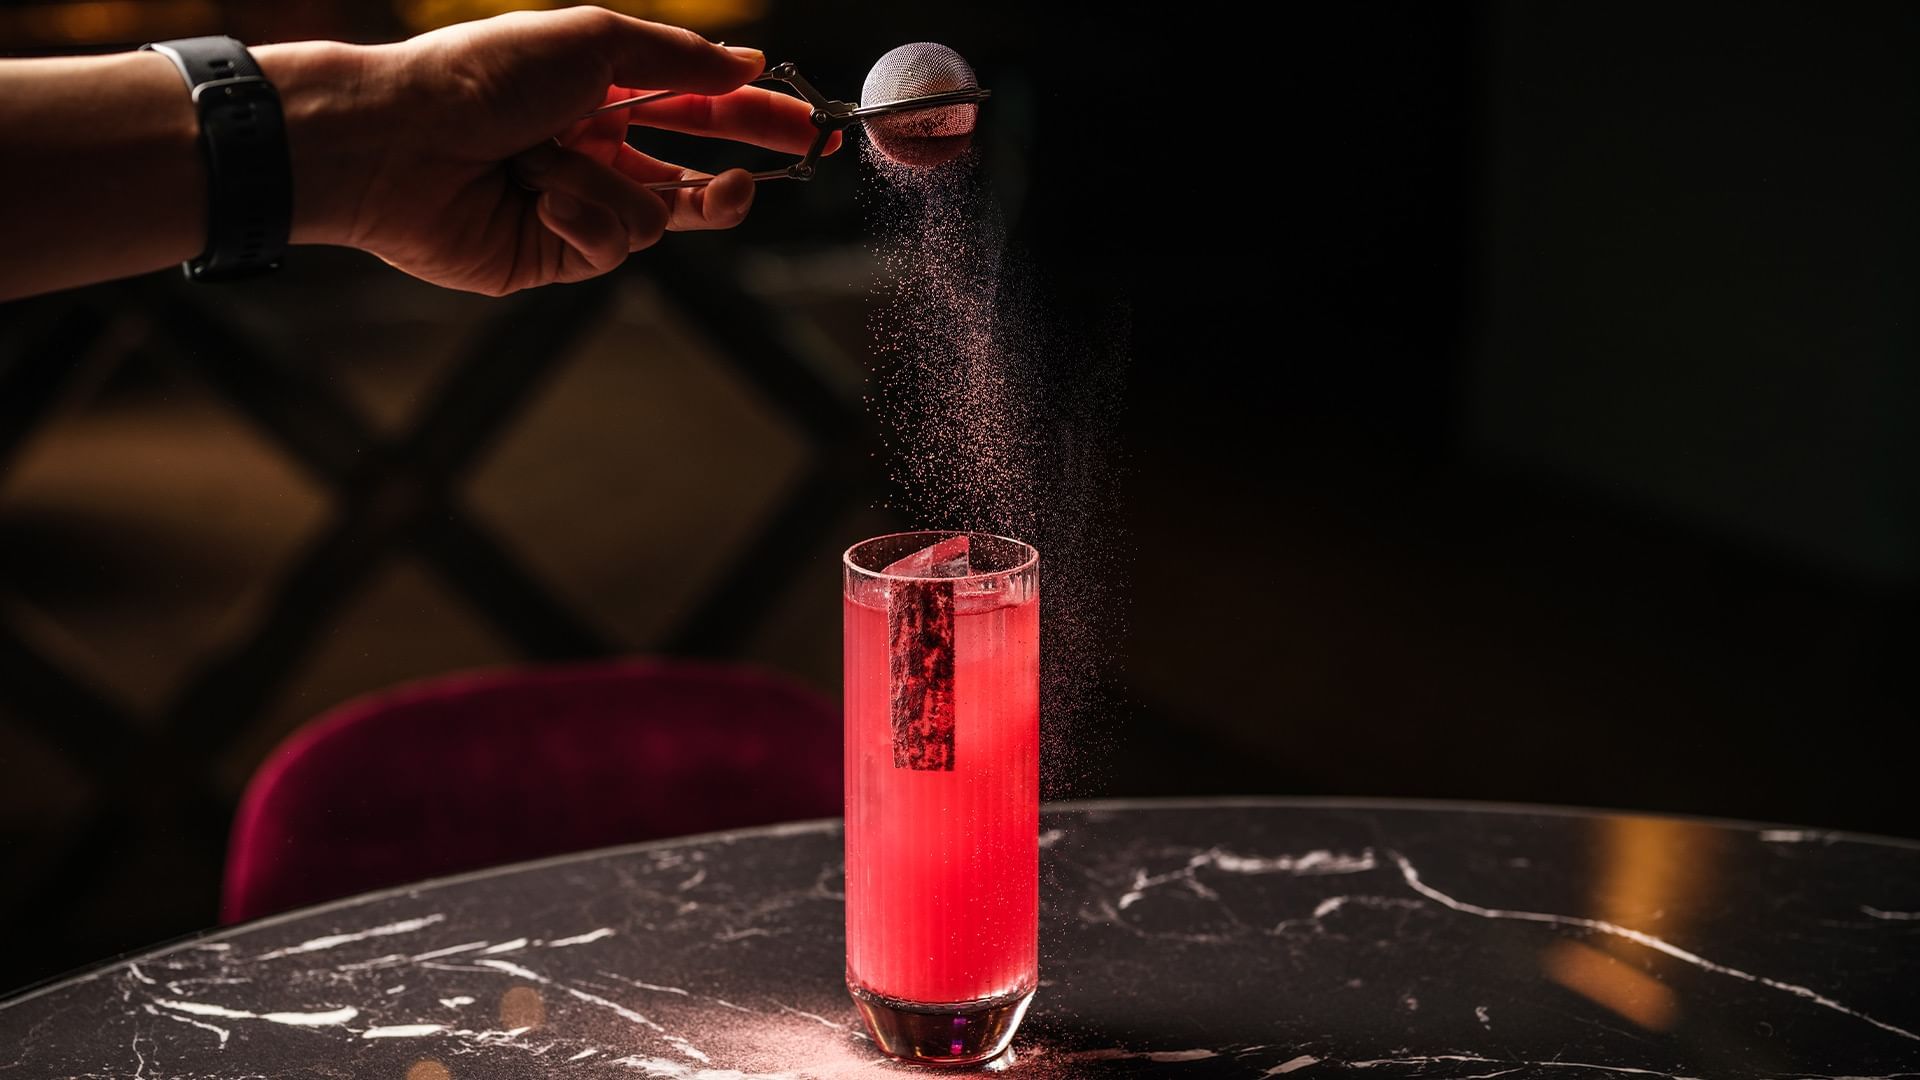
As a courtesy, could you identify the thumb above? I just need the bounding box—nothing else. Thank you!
[593,11,764,95]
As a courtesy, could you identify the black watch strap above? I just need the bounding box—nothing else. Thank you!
[144,36,292,281]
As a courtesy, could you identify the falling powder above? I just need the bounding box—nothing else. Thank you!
[864,145,1034,535]
[861,139,1131,804]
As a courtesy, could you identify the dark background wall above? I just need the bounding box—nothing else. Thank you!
[2,0,1915,994]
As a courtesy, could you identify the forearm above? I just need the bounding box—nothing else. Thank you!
[0,41,381,301]
[0,51,201,300]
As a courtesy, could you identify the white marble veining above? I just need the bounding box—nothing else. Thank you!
[1390,850,1920,1041]
[3,802,1917,1079]
[253,913,446,960]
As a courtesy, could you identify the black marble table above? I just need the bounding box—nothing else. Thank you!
[3,798,1918,1078]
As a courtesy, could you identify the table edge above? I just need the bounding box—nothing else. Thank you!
[4,795,1911,1011]
[1059,795,1920,849]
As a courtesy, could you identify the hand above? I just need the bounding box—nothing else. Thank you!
[263,7,837,295]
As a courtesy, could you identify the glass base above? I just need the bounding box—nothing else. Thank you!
[848,984,1035,1066]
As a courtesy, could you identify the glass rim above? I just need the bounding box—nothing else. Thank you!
[843,530,1038,584]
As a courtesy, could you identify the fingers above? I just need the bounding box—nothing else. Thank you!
[554,103,631,167]
[611,85,843,157]
[680,168,756,232]
[535,193,626,280]
[588,9,765,96]
[610,146,756,232]
[513,141,671,256]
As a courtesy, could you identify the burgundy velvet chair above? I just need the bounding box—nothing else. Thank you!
[222,659,841,923]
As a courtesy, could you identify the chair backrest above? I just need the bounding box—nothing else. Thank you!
[222,659,841,923]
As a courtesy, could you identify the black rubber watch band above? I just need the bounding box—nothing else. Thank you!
[144,36,292,282]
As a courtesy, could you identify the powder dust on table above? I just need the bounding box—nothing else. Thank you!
[603,999,1082,1080]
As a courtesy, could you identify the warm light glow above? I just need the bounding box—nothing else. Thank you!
[405,1061,451,1080]
[394,0,764,34]
[1541,939,1680,1031]
[1583,814,1717,1027]
[1594,815,1703,929]
[0,0,217,46]
[393,0,548,33]
[498,985,546,1029]
[641,0,765,29]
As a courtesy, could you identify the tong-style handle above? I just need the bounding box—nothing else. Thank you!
[583,62,851,191]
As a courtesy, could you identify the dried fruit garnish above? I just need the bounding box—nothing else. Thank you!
[884,536,969,770]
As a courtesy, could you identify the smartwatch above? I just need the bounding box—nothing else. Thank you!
[143,36,292,281]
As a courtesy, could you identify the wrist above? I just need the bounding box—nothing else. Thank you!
[253,40,390,248]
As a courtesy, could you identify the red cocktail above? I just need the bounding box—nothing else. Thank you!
[842,531,1039,1064]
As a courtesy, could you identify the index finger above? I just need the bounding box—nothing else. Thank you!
[612,85,843,157]
[590,9,765,95]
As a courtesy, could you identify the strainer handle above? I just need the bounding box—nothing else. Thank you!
[582,63,854,191]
